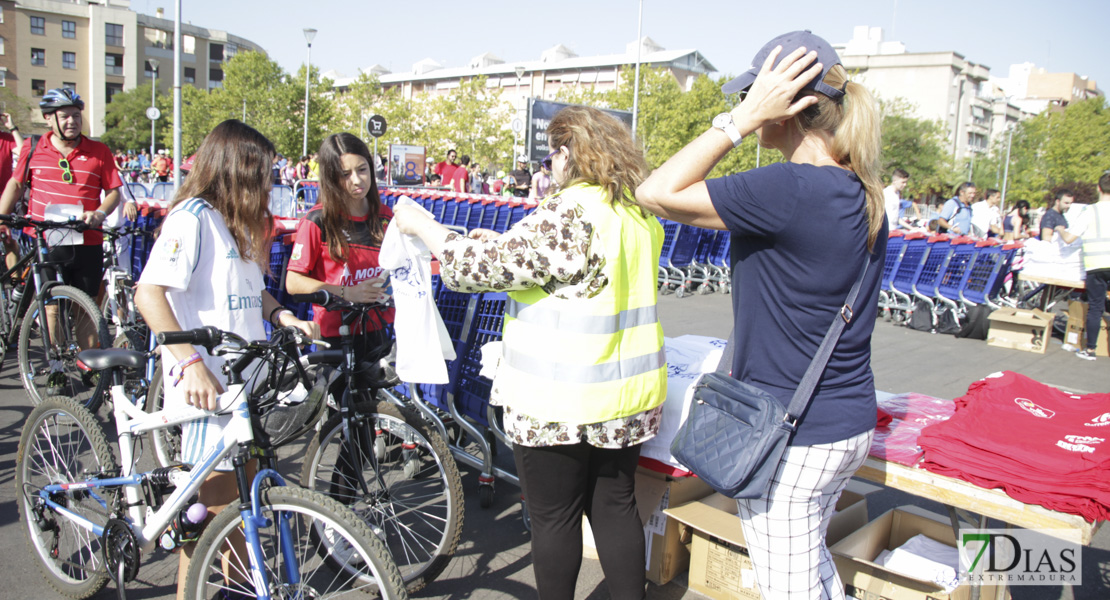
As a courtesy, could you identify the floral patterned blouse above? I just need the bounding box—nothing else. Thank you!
[438,191,663,449]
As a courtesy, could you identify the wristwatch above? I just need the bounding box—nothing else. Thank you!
[712,112,743,148]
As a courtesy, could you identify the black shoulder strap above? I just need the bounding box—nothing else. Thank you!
[20,138,36,186]
[713,253,874,429]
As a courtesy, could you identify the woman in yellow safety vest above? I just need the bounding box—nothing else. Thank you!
[393,105,666,600]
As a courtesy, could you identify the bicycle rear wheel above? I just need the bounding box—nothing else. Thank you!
[301,397,464,594]
[16,395,117,599]
[183,485,408,600]
[18,285,111,410]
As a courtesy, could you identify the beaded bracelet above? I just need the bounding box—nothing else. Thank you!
[169,352,203,387]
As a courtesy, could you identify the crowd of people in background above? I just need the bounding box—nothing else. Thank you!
[881,168,1072,242]
[425,147,555,199]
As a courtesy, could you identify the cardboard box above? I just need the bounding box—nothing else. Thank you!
[986,308,1052,354]
[583,466,711,585]
[831,507,1006,600]
[1065,300,1109,356]
[663,480,878,600]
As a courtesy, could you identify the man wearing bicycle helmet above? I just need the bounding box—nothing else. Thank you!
[0,87,123,302]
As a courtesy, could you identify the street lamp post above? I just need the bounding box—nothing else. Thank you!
[514,66,525,160]
[149,58,159,159]
[302,28,317,158]
[1000,124,1015,209]
[631,0,643,139]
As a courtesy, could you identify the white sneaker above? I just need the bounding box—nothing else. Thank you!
[1075,349,1096,361]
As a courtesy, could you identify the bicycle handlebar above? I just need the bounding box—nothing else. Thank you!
[290,291,331,306]
[0,214,92,232]
[157,326,224,348]
[290,290,393,313]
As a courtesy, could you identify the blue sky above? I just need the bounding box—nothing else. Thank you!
[137,0,1108,92]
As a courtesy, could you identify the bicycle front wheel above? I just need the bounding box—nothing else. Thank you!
[18,285,111,409]
[301,397,464,594]
[183,485,408,600]
[16,395,117,599]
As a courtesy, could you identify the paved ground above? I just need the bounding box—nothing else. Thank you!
[0,291,1106,599]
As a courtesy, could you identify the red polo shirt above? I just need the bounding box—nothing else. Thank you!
[0,132,17,191]
[16,131,123,245]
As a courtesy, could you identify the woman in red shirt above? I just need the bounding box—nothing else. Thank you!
[285,133,393,355]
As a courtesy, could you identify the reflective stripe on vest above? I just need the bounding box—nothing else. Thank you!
[498,184,666,423]
[1084,203,1110,271]
[505,299,659,334]
[503,345,666,384]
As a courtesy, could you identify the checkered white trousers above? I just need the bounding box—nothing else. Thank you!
[735,429,874,600]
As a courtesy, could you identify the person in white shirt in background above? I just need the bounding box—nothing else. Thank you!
[883,168,909,230]
[970,188,1003,238]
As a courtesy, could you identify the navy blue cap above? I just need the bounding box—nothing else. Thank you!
[721,30,844,99]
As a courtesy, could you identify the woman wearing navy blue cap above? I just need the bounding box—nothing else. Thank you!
[638,31,885,599]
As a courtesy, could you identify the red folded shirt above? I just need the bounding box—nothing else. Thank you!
[918,371,1110,522]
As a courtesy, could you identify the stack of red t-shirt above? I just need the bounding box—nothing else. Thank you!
[918,371,1110,522]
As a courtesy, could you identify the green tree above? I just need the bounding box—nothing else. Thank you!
[333,71,383,141]
[422,76,512,173]
[101,83,161,152]
[0,87,37,133]
[997,97,1110,207]
[165,84,217,157]
[878,97,956,198]
[289,62,337,158]
[1038,97,1110,195]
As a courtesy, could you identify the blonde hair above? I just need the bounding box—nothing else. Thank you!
[796,65,884,252]
[546,106,648,212]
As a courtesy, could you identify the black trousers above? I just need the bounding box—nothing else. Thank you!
[514,441,646,600]
[1085,268,1110,350]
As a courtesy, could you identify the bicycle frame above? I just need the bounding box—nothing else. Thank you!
[101,227,158,386]
[32,376,298,599]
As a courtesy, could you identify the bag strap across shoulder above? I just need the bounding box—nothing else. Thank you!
[713,253,874,430]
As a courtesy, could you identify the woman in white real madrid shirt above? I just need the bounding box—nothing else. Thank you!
[135,119,318,599]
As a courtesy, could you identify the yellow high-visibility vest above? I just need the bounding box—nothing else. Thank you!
[496,183,667,424]
[1084,202,1110,272]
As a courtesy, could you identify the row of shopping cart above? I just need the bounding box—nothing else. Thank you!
[379,187,538,234]
[658,219,731,297]
[393,280,516,508]
[878,230,1021,330]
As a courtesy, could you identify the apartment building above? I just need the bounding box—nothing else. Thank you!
[6,0,262,138]
[834,26,1017,164]
[331,36,717,114]
[991,62,1102,116]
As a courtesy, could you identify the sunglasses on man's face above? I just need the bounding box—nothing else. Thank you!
[58,158,73,184]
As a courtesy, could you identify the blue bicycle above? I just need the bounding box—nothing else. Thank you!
[15,325,408,600]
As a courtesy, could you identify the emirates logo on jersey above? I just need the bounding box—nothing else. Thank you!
[1014,397,1055,419]
[1084,412,1110,427]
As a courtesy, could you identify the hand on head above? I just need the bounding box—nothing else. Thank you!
[733,46,823,129]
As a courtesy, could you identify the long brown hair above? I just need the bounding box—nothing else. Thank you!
[168,119,275,268]
[546,106,648,213]
[316,132,384,261]
[795,64,884,252]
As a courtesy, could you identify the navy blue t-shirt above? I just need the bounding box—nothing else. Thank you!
[706,162,887,446]
[1038,209,1068,238]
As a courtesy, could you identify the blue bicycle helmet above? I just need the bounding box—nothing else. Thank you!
[40,88,84,115]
